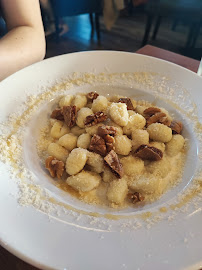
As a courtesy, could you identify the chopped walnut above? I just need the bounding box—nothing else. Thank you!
[62,105,77,127]
[87,92,99,101]
[134,144,163,161]
[85,111,107,127]
[147,112,167,126]
[128,192,144,204]
[105,134,115,152]
[50,108,64,121]
[143,107,161,118]
[158,116,172,127]
[89,134,107,156]
[97,125,117,137]
[104,150,124,178]
[45,156,64,179]
[170,120,183,134]
[118,98,134,110]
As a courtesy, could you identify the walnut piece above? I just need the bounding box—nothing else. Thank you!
[147,112,167,126]
[118,98,134,110]
[45,156,64,179]
[143,107,161,118]
[128,192,144,204]
[158,116,172,126]
[104,150,124,178]
[85,111,107,127]
[97,125,117,137]
[105,134,115,152]
[134,144,163,161]
[62,105,77,127]
[170,120,183,134]
[87,92,99,101]
[50,108,64,121]
[144,108,171,127]
[89,134,107,156]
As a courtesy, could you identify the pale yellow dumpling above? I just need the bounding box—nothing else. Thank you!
[166,134,185,156]
[109,103,129,127]
[114,135,132,155]
[77,133,91,149]
[47,143,69,162]
[128,173,163,195]
[147,123,172,143]
[72,95,87,110]
[59,95,74,107]
[121,156,144,176]
[58,133,77,151]
[102,166,117,183]
[76,107,93,128]
[50,121,69,139]
[132,129,149,151]
[149,141,166,153]
[107,178,128,205]
[85,123,104,136]
[86,151,104,173]
[70,126,85,136]
[66,148,88,175]
[92,95,108,113]
[135,105,147,116]
[66,171,101,192]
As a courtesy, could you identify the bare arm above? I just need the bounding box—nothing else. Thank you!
[0,0,46,81]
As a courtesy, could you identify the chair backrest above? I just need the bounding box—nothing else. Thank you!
[51,0,102,17]
[146,0,202,19]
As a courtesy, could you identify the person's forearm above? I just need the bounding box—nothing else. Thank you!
[0,25,45,81]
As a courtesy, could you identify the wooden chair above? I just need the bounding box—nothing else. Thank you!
[50,0,102,40]
[142,0,202,48]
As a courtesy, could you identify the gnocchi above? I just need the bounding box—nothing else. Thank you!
[58,133,77,151]
[77,133,91,149]
[92,95,108,113]
[76,107,93,128]
[66,171,101,192]
[72,94,87,110]
[42,92,186,209]
[50,121,69,139]
[71,126,85,136]
[66,148,88,175]
[147,123,172,143]
[121,156,144,176]
[166,134,185,156]
[114,135,132,155]
[107,178,128,205]
[86,151,104,173]
[59,95,74,107]
[109,103,129,127]
[47,143,69,162]
[132,129,149,151]
[102,166,117,183]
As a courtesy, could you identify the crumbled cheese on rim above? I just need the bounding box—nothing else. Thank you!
[0,71,201,232]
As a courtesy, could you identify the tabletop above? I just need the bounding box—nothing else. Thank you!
[0,45,200,270]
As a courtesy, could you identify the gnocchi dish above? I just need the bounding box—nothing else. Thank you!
[40,92,186,208]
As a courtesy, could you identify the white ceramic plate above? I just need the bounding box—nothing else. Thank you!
[0,51,202,270]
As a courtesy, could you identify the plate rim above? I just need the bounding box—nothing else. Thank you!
[0,50,202,270]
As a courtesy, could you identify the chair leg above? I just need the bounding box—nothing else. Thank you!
[152,16,161,40]
[171,19,179,31]
[95,13,100,41]
[185,23,195,48]
[89,13,95,32]
[141,14,153,47]
[191,22,200,48]
[54,15,60,42]
[128,0,134,16]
